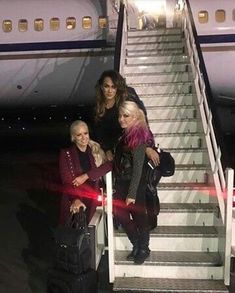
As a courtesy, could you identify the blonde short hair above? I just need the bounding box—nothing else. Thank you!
[119,101,146,127]
[70,120,106,167]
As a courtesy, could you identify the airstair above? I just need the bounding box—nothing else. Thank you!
[106,2,233,292]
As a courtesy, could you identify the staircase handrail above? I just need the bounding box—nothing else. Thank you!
[105,171,115,283]
[224,168,234,285]
[182,1,226,223]
[114,0,128,74]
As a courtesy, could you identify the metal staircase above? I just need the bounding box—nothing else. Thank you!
[110,26,229,292]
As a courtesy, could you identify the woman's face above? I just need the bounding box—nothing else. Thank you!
[119,109,136,129]
[101,77,117,102]
[72,124,89,149]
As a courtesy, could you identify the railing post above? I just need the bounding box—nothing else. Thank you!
[224,168,234,285]
[106,171,115,283]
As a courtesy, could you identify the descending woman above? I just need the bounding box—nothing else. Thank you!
[59,120,112,224]
[113,101,152,264]
[93,69,160,229]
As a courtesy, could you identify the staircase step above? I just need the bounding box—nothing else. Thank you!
[160,165,209,184]
[157,183,210,203]
[146,105,196,119]
[113,277,228,292]
[114,251,223,279]
[134,82,193,95]
[126,54,188,65]
[158,203,216,226]
[128,28,182,37]
[126,41,184,51]
[140,93,195,107]
[169,148,209,165]
[154,132,204,149]
[128,35,183,43]
[124,63,190,74]
[126,71,192,83]
[115,226,218,252]
[149,119,202,134]
[127,48,185,56]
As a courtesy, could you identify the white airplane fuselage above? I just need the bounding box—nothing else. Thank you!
[0,0,116,107]
[1,0,235,114]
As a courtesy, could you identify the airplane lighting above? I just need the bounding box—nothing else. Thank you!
[133,0,165,14]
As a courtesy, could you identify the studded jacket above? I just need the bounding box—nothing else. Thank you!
[59,144,112,199]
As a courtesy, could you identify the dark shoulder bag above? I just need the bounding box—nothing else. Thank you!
[54,207,92,274]
[146,147,175,191]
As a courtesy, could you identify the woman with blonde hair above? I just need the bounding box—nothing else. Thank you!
[59,120,112,224]
[113,101,153,264]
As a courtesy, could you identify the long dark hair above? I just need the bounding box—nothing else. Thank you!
[94,70,128,120]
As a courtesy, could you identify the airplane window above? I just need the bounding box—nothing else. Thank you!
[34,18,44,31]
[232,9,235,21]
[215,10,225,23]
[99,17,107,29]
[18,19,28,32]
[66,17,76,30]
[198,10,208,24]
[50,18,60,31]
[3,20,12,32]
[82,16,92,29]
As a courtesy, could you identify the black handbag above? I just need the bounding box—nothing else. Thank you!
[146,147,175,191]
[158,149,175,177]
[54,208,92,275]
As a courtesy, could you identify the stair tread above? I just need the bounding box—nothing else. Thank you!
[174,163,209,168]
[115,251,222,266]
[160,203,216,212]
[132,81,192,86]
[116,225,218,237]
[165,147,207,152]
[158,182,211,189]
[154,132,202,137]
[146,104,195,109]
[149,117,197,122]
[113,277,228,292]
[125,62,189,67]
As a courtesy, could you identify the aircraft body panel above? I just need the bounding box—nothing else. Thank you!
[0,0,115,106]
[0,0,106,43]
[189,0,235,103]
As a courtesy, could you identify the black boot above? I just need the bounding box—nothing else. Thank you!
[134,247,150,264]
[134,231,150,264]
[126,243,139,261]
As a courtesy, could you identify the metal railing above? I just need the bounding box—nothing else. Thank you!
[182,1,226,222]
[182,0,234,285]
[224,168,234,285]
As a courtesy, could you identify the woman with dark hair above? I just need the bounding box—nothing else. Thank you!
[113,101,152,264]
[93,69,157,162]
[93,70,160,229]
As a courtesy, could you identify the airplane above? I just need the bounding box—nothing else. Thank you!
[0,0,234,101]
[0,0,235,107]
[0,0,119,107]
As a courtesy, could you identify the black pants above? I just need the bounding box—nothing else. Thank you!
[113,179,149,246]
[145,187,160,229]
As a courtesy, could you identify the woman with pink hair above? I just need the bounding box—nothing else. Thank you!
[113,101,153,265]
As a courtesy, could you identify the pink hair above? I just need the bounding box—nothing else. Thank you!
[119,101,153,149]
[124,124,153,149]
